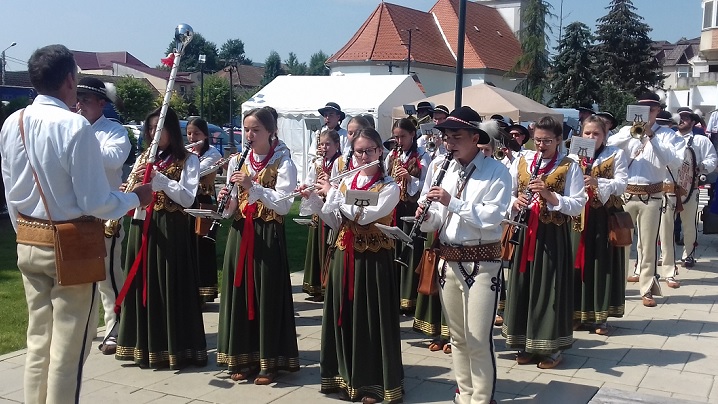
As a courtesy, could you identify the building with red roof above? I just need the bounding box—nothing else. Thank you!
[327,0,526,96]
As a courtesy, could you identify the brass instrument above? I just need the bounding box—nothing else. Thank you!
[630,121,646,139]
[104,154,145,237]
[395,151,454,268]
[494,148,506,160]
[390,142,408,201]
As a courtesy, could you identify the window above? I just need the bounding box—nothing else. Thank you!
[705,0,715,29]
[179,86,186,95]
[677,65,692,78]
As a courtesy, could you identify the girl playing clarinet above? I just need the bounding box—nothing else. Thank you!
[216,107,299,384]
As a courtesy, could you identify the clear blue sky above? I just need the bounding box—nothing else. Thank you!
[0,0,701,72]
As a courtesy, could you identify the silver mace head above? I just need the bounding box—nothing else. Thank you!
[174,23,194,54]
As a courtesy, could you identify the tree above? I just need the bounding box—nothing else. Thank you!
[599,82,636,123]
[307,51,329,76]
[261,51,284,86]
[195,74,237,125]
[509,0,553,102]
[155,92,189,119]
[164,32,219,72]
[219,39,252,65]
[115,76,155,123]
[595,0,664,97]
[548,22,600,108]
[285,52,307,75]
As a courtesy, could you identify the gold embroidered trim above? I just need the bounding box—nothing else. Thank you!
[234,158,284,223]
[216,352,300,371]
[115,345,207,368]
[321,376,404,402]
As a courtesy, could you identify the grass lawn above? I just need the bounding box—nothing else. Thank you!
[0,201,308,356]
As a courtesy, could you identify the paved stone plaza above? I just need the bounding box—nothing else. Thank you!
[1,230,717,403]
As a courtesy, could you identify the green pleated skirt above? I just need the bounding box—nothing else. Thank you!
[216,218,300,375]
[190,194,218,302]
[502,217,574,355]
[412,231,449,339]
[302,218,329,296]
[395,200,422,311]
[573,206,626,324]
[320,246,404,403]
[116,211,208,370]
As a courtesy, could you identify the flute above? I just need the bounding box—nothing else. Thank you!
[185,139,205,151]
[276,160,381,203]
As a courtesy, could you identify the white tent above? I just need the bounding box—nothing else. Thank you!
[242,75,425,181]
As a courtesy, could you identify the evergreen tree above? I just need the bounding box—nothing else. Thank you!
[549,22,600,108]
[285,52,308,75]
[219,39,253,65]
[164,33,219,72]
[307,51,330,76]
[261,51,284,86]
[510,0,553,102]
[595,0,664,97]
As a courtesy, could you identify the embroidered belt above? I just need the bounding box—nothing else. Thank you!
[439,242,501,262]
[16,213,100,247]
[625,182,663,196]
[662,183,688,195]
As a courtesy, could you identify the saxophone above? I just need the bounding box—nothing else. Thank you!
[104,151,146,237]
[391,143,407,201]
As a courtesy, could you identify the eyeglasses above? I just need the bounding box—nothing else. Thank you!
[533,138,554,145]
[354,147,379,156]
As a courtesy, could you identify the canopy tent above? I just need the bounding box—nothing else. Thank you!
[242,75,425,181]
[392,83,563,123]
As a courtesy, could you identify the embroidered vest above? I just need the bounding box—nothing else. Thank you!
[589,154,623,209]
[133,150,189,213]
[517,156,572,225]
[234,157,284,223]
[334,180,394,252]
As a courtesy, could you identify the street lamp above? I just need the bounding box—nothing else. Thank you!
[1,42,17,86]
[221,58,239,154]
[198,54,206,119]
[401,28,418,75]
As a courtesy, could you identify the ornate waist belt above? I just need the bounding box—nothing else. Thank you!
[439,242,501,262]
[626,182,663,195]
[16,213,100,247]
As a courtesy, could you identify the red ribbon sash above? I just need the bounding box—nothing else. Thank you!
[235,203,258,320]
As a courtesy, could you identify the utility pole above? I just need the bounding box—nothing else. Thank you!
[1,42,17,86]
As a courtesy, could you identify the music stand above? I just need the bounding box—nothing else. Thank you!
[569,137,597,160]
[375,223,413,244]
[345,190,379,208]
[184,208,223,220]
[403,104,417,116]
[305,117,322,132]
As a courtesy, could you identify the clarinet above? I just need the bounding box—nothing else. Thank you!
[204,142,252,241]
[395,151,454,268]
[510,151,543,245]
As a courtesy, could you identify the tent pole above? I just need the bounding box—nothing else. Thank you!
[454,0,467,110]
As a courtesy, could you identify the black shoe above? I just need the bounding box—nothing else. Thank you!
[684,257,695,268]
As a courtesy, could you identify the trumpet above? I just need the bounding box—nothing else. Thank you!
[630,121,646,139]
[494,148,506,160]
[276,160,381,203]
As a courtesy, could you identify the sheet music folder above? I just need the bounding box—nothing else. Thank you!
[374,224,412,244]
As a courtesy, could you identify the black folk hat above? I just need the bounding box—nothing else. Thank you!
[595,111,618,131]
[77,77,114,103]
[637,92,662,107]
[433,104,450,116]
[655,110,675,125]
[678,109,700,124]
[435,106,490,144]
[576,104,594,114]
[506,124,530,145]
[318,102,346,121]
[417,101,434,113]
[490,114,514,128]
